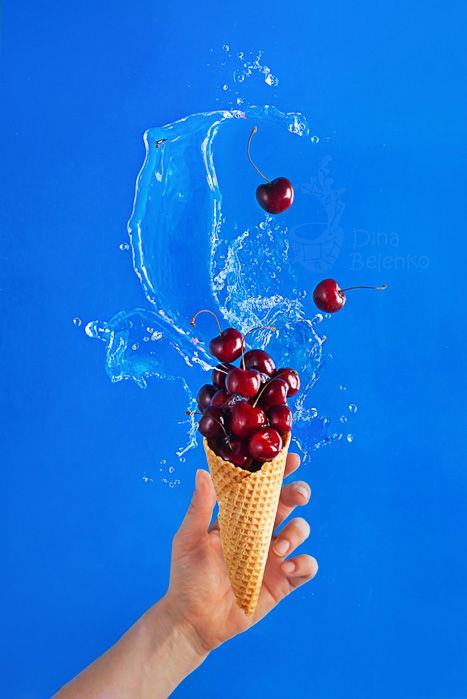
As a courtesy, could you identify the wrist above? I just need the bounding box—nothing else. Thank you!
[139,595,210,693]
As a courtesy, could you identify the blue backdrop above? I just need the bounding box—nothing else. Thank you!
[2,1,467,697]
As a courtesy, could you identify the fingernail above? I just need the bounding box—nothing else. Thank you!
[282,560,295,574]
[274,539,289,556]
[195,469,203,490]
[294,484,310,500]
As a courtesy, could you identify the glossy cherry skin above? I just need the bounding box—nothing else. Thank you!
[210,389,245,413]
[209,328,245,363]
[256,378,289,410]
[226,367,261,398]
[197,384,217,413]
[212,363,234,390]
[198,407,225,440]
[243,349,276,376]
[248,427,283,462]
[210,389,228,408]
[230,402,266,439]
[313,279,346,313]
[218,438,252,469]
[267,405,292,434]
[275,368,300,397]
[256,178,294,214]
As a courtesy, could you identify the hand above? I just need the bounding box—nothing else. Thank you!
[162,452,317,654]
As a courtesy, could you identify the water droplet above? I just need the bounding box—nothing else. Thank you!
[160,459,167,465]
[310,408,318,418]
[131,343,139,351]
[325,313,332,319]
[119,242,130,251]
[72,317,82,327]
[348,404,358,414]
[323,417,330,425]
[236,97,244,105]
[168,466,174,474]
[222,84,229,91]
[313,313,323,324]
[339,384,347,391]
[222,44,230,52]
[310,135,320,144]
[340,415,348,423]
[346,434,354,443]
[265,73,279,87]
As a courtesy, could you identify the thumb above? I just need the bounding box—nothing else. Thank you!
[177,469,217,542]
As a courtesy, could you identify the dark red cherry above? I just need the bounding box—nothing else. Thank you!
[243,349,276,376]
[275,368,300,397]
[226,367,261,398]
[256,378,289,410]
[230,402,266,439]
[198,407,226,440]
[210,389,229,408]
[197,384,217,412]
[313,279,388,313]
[190,310,245,362]
[218,438,252,469]
[212,363,234,389]
[313,279,346,313]
[267,405,292,434]
[256,178,294,214]
[248,427,283,462]
[247,127,294,215]
[209,327,245,363]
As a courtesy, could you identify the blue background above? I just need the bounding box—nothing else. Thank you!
[2,1,467,697]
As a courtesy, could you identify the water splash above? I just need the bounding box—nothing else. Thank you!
[86,54,355,474]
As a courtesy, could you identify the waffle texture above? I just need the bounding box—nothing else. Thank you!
[203,432,291,616]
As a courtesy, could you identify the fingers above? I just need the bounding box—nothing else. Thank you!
[281,554,318,588]
[176,469,217,543]
[274,480,310,529]
[283,452,301,479]
[272,516,310,559]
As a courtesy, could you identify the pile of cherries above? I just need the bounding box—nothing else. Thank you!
[192,311,300,472]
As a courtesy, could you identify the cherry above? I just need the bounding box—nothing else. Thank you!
[247,127,294,214]
[248,427,283,462]
[211,390,245,413]
[218,438,252,469]
[255,377,289,410]
[212,363,234,389]
[244,349,276,376]
[191,310,244,362]
[226,367,261,398]
[267,405,292,434]
[275,368,300,397]
[230,402,266,439]
[210,389,229,408]
[197,384,217,412]
[198,407,226,440]
[313,279,388,313]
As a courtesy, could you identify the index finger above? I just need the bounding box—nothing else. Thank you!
[283,452,301,478]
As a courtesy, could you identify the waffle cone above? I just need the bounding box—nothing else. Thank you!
[203,432,291,616]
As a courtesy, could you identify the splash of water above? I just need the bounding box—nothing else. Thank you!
[85,53,355,477]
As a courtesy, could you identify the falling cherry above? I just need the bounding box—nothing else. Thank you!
[247,126,294,214]
[313,279,388,313]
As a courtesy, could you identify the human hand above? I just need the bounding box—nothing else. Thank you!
[161,453,317,654]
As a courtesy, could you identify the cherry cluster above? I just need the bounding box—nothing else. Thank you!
[192,311,300,473]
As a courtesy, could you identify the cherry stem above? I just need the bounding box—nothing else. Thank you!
[252,368,295,409]
[155,138,167,148]
[241,325,277,370]
[340,284,388,293]
[190,309,222,336]
[247,127,271,183]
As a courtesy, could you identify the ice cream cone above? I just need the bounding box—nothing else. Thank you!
[203,432,291,616]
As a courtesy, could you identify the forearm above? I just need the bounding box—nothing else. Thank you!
[54,596,209,699]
